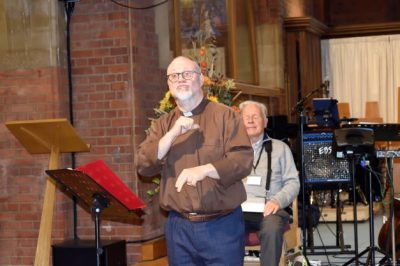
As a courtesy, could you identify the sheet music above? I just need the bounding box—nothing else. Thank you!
[241,197,265,213]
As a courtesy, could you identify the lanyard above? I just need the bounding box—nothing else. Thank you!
[265,140,272,192]
[252,137,273,192]
[252,146,264,172]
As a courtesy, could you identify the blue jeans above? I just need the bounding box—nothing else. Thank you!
[165,207,245,266]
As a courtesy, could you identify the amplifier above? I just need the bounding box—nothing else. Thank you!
[52,239,127,266]
[303,131,351,186]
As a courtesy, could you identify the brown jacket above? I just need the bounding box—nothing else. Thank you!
[137,99,253,213]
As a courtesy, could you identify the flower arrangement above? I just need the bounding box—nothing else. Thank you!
[152,9,240,119]
[188,11,239,108]
[146,10,240,197]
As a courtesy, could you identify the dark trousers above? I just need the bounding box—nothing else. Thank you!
[244,209,290,266]
[165,207,245,266]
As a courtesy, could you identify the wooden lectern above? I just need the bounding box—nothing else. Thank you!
[5,118,90,266]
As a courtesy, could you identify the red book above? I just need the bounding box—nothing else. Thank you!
[76,160,145,210]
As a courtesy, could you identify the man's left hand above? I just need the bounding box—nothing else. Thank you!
[175,166,207,192]
[263,200,280,216]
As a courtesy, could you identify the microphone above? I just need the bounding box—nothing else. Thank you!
[321,80,330,98]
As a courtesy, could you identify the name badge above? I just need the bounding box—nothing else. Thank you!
[246,175,262,186]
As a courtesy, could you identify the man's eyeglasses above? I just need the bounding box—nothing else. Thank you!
[166,71,200,83]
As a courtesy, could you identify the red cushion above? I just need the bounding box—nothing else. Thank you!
[245,224,291,246]
[245,232,260,246]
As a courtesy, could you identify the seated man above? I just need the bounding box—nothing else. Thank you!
[239,100,300,266]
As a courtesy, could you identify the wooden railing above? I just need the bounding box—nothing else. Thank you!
[234,82,283,97]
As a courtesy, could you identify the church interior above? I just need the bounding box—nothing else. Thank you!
[1,0,400,265]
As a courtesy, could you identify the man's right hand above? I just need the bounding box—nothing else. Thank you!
[169,116,199,138]
[157,116,199,159]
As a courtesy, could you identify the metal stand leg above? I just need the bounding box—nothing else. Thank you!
[94,208,102,266]
[343,156,360,266]
[92,193,110,266]
[306,189,353,256]
[344,159,386,265]
[299,110,311,266]
[335,190,345,251]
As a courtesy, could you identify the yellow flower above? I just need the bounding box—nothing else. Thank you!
[222,79,236,90]
[207,95,219,103]
[159,91,173,112]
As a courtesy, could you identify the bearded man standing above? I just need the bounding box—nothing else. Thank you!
[137,56,253,266]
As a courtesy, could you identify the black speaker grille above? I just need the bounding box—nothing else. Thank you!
[303,131,350,185]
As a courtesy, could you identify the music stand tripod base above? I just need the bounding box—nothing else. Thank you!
[335,128,386,266]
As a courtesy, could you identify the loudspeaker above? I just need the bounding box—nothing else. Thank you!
[303,131,350,187]
[53,239,127,266]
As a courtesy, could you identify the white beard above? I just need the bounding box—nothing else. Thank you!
[174,89,193,101]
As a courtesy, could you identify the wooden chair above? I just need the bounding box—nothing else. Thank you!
[337,102,351,119]
[365,101,380,119]
[244,198,300,266]
[358,101,383,123]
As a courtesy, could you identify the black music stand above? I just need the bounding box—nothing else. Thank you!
[334,128,385,266]
[46,160,145,266]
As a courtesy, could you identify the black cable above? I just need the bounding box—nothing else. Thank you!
[65,2,75,126]
[317,192,340,238]
[110,0,168,9]
[63,0,79,240]
[314,224,332,265]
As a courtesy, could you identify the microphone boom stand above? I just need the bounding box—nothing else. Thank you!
[292,82,327,265]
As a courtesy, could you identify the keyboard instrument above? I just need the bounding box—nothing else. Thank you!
[375,150,400,158]
[343,123,400,141]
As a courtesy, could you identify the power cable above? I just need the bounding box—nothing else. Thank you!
[61,0,80,240]
[110,0,168,9]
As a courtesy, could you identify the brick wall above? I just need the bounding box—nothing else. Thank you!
[0,66,72,265]
[69,0,165,264]
[0,0,166,265]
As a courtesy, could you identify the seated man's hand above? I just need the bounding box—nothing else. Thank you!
[263,200,280,216]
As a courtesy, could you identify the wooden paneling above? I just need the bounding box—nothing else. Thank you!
[297,1,400,38]
[327,0,400,26]
[324,22,400,39]
[284,17,328,122]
